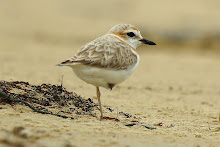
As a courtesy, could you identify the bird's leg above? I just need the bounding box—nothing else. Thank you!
[96,87,103,119]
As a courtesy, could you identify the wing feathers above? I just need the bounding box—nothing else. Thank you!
[59,35,138,70]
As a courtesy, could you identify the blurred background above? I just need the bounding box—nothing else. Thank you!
[1,1,220,146]
[1,0,219,49]
[0,0,220,84]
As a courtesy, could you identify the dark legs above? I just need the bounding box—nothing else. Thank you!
[96,87,103,119]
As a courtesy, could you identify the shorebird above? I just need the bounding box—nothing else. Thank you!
[58,24,156,119]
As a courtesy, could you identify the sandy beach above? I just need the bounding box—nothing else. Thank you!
[0,1,220,146]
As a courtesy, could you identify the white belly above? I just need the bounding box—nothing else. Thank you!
[70,64,137,89]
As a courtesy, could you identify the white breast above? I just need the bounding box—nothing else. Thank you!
[71,60,139,89]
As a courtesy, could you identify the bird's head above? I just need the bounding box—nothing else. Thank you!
[108,24,156,49]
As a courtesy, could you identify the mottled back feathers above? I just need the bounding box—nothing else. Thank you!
[60,34,138,70]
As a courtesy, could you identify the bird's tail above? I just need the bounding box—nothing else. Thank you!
[57,59,78,66]
[56,63,64,66]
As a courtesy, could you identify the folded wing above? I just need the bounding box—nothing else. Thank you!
[59,35,138,70]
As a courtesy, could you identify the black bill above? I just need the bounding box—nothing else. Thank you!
[139,38,156,45]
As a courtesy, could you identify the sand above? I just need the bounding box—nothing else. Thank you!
[0,1,220,147]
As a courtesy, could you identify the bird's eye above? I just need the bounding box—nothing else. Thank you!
[127,32,135,37]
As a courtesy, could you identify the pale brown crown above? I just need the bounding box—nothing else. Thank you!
[108,24,138,34]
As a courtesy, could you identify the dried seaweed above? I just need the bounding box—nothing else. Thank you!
[0,81,97,118]
[0,80,156,130]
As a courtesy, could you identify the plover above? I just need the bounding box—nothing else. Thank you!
[58,24,156,119]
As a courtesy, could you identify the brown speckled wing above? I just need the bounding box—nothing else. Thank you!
[60,35,138,70]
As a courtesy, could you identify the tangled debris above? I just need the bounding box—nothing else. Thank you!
[0,80,156,130]
[0,81,97,119]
